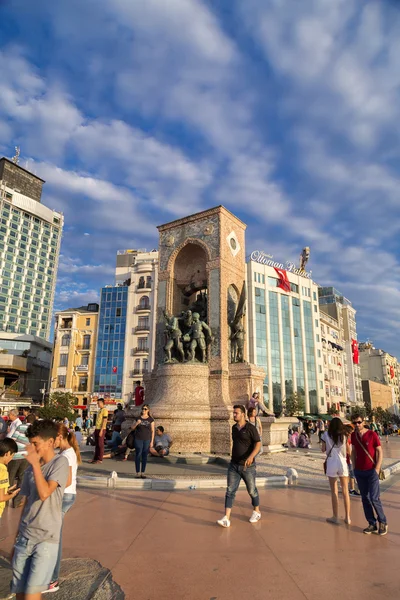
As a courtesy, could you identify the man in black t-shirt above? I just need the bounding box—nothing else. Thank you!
[217,404,261,528]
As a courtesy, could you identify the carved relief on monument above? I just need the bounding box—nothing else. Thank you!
[228,281,246,363]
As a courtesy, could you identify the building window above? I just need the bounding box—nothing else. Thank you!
[313,291,317,301]
[116,307,121,317]
[58,375,66,388]
[117,291,122,301]
[61,335,70,347]
[268,277,278,287]
[138,338,148,350]
[59,354,68,367]
[143,359,149,373]
[134,359,140,373]
[139,296,149,309]
[83,335,91,349]
[78,377,88,392]
[86,318,91,326]
[315,319,319,328]
[81,354,89,366]
[290,283,299,293]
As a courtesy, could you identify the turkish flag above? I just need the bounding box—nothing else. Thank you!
[274,267,291,293]
[112,366,118,373]
[390,365,395,379]
[351,339,359,365]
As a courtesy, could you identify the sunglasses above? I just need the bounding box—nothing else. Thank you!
[352,421,363,425]
[141,408,149,411]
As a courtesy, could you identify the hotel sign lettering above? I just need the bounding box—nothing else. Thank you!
[250,251,312,280]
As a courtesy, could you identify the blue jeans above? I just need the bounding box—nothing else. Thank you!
[354,468,387,525]
[225,462,260,510]
[52,493,76,582]
[11,535,59,594]
[134,439,150,473]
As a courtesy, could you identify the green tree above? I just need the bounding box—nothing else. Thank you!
[39,391,76,422]
[327,405,339,416]
[350,405,367,419]
[284,392,305,417]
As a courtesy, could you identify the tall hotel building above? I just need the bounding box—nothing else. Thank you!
[93,249,158,404]
[247,252,325,415]
[0,157,63,339]
[318,287,363,407]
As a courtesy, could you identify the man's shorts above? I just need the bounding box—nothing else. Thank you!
[11,534,58,594]
[155,445,169,456]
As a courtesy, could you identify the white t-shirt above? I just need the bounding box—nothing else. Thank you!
[62,446,78,495]
[321,432,347,460]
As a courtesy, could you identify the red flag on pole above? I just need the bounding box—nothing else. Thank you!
[274,267,291,293]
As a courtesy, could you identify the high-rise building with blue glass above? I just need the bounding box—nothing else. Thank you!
[93,285,128,399]
[247,255,324,415]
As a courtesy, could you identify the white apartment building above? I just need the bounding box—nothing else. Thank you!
[320,311,347,412]
[319,288,363,407]
[359,343,400,407]
[115,249,158,404]
[0,157,63,340]
[247,251,325,415]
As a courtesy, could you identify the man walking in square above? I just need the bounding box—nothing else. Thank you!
[217,404,261,528]
[90,399,108,464]
[351,412,388,535]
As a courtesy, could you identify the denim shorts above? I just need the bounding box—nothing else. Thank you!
[11,534,59,594]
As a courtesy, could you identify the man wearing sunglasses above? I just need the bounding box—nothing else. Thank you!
[351,413,388,535]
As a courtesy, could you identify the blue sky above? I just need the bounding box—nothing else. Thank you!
[1,0,400,355]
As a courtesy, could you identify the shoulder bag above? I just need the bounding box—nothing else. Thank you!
[356,432,385,481]
[323,443,334,475]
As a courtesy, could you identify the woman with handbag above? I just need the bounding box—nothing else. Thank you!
[321,417,351,526]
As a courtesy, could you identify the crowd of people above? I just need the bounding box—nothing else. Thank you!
[0,390,393,597]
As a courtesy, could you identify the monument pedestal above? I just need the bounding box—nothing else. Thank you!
[138,361,265,454]
[260,416,292,453]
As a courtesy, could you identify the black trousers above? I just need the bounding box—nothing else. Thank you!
[7,458,29,507]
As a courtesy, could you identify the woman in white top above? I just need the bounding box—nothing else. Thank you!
[46,423,82,593]
[321,417,351,526]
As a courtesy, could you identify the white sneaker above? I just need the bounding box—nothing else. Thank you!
[217,516,231,528]
[249,511,261,523]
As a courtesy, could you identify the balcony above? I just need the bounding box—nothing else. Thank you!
[76,345,91,351]
[135,325,150,333]
[76,364,89,372]
[136,304,151,313]
[136,284,152,292]
[0,354,27,372]
[132,368,149,376]
[132,347,149,355]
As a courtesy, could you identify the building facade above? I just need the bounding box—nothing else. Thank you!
[115,249,158,404]
[0,332,52,405]
[0,157,63,340]
[93,286,128,401]
[359,343,400,407]
[318,287,363,407]
[247,253,325,415]
[362,379,396,413]
[50,303,99,404]
[320,311,347,412]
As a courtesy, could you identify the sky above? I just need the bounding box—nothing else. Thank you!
[0,0,400,355]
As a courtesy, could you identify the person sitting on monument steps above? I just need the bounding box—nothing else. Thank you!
[150,426,173,457]
[217,405,261,528]
[247,392,269,416]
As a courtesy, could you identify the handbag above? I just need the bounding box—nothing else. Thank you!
[126,430,136,450]
[356,432,385,481]
[323,444,334,475]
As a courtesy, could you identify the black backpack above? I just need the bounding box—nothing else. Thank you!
[126,431,136,449]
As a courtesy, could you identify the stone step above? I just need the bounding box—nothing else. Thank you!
[0,557,124,600]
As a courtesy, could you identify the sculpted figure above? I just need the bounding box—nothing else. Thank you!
[163,312,185,362]
[184,312,212,363]
[230,321,245,363]
[229,281,247,363]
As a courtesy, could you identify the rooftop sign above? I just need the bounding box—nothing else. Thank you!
[250,251,312,280]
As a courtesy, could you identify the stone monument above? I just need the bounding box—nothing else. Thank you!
[143,206,265,453]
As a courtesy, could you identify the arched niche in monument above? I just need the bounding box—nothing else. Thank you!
[171,241,209,319]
